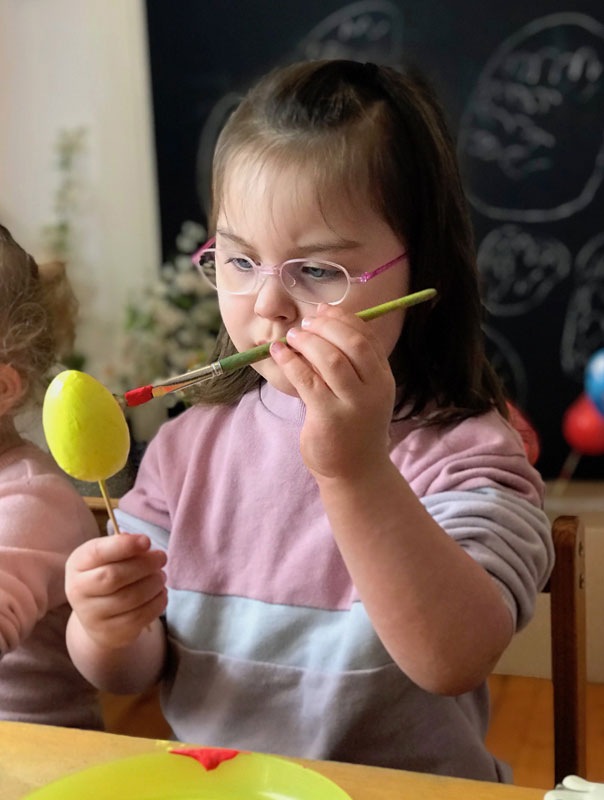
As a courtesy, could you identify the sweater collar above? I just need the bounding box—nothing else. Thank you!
[0,440,40,472]
[259,381,306,424]
[258,382,414,426]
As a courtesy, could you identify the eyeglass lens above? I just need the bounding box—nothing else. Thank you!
[197,249,349,304]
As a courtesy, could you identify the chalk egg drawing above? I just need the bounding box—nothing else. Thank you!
[477,224,571,315]
[297,0,403,63]
[561,231,604,379]
[458,13,604,222]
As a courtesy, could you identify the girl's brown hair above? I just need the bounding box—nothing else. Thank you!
[195,59,507,425]
[0,224,77,410]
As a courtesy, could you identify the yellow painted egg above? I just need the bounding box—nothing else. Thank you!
[43,370,130,482]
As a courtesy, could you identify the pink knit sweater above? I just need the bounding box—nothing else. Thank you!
[0,442,103,728]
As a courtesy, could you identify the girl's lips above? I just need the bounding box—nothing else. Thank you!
[256,331,289,347]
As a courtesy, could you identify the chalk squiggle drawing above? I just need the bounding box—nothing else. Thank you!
[458,13,604,222]
[477,224,571,315]
[297,0,403,63]
[561,232,604,380]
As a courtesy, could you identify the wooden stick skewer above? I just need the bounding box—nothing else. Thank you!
[98,478,121,534]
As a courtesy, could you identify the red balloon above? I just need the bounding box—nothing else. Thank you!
[562,393,604,455]
[506,400,540,465]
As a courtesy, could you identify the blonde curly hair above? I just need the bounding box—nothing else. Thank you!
[0,224,78,410]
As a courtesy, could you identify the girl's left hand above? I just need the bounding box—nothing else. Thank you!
[270,305,395,480]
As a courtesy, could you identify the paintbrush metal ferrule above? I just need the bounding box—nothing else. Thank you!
[156,361,224,388]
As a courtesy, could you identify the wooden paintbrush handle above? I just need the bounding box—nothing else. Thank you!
[219,288,437,374]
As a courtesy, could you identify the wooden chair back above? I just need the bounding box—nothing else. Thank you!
[545,515,587,784]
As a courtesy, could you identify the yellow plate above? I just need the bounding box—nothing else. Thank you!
[23,748,352,799]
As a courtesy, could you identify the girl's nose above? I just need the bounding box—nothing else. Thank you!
[253,274,298,321]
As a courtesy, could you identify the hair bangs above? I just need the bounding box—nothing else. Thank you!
[212,90,389,236]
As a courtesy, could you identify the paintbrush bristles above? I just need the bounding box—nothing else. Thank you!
[153,382,193,398]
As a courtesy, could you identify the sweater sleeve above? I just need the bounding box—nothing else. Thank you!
[391,411,554,631]
[0,474,98,654]
[421,488,552,630]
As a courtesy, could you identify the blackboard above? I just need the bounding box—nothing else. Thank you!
[145,0,604,479]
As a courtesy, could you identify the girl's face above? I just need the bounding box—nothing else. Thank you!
[216,159,409,396]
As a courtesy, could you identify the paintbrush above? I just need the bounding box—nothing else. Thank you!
[123,288,437,407]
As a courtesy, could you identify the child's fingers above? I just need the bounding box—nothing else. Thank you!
[65,535,167,624]
[305,306,392,372]
[285,326,363,390]
[109,588,168,636]
[283,311,391,391]
[120,587,168,630]
[87,570,167,619]
[269,340,333,406]
[82,584,168,649]
[84,548,167,597]
[67,532,155,572]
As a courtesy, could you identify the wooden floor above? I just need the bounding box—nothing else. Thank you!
[100,675,604,790]
[487,675,604,788]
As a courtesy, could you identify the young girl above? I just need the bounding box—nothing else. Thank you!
[0,224,103,729]
[65,61,553,779]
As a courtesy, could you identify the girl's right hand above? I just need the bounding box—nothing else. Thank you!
[65,533,168,651]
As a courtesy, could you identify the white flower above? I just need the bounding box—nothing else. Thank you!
[177,221,207,252]
[120,219,220,398]
[176,329,195,347]
[182,220,206,239]
[175,254,195,272]
[151,281,169,298]
[155,303,187,333]
[173,270,203,293]
[176,221,207,253]
[167,345,202,372]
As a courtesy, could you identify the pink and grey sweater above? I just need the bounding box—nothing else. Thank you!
[116,382,553,780]
[0,442,103,729]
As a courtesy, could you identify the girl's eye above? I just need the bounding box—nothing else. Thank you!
[299,262,341,281]
[227,256,254,272]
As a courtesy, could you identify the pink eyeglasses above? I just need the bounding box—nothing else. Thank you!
[192,237,407,306]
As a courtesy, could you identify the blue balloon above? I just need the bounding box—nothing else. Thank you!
[585,349,604,418]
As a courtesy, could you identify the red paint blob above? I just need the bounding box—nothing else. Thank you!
[124,385,154,407]
[170,747,240,771]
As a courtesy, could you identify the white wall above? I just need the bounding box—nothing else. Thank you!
[0,0,160,381]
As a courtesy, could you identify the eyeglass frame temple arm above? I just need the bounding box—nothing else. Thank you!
[192,236,217,265]
[353,251,408,284]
